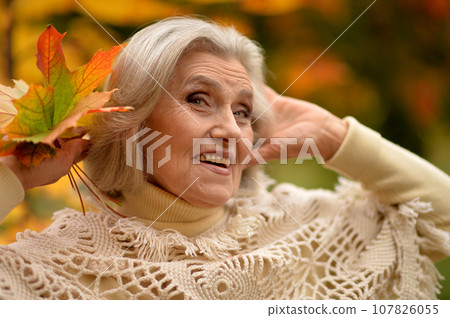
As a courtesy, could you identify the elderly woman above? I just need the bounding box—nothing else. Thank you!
[0,17,449,300]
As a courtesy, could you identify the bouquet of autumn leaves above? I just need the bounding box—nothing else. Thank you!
[0,26,131,215]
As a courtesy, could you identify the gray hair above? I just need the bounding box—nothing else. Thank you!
[85,17,271,197]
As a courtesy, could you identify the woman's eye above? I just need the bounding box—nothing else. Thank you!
[187,93,207,106]
[233,110,247,117]
[233,109,252,124]
[233,106,251,118]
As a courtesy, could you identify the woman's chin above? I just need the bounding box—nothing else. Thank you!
[182,191,232,209]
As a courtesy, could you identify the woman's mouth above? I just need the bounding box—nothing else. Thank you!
[200,154,230,168]
[196,153,231,176]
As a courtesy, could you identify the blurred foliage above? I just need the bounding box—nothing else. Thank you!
[0,0,449,298]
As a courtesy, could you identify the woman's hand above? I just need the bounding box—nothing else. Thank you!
[0,138,90,190]
[247,87,348,166]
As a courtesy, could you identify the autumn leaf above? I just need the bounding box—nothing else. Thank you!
[42,89,123,143]
[0,80,28,128]
[0,25,130,165]
[6,83,55,142]
[13,143,56,166]
[35,26,123,124]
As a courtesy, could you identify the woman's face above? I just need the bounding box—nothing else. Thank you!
[146,51,254,208]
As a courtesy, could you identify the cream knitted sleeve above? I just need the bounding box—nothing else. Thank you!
[0,162,25,223]
[325,117,450,233]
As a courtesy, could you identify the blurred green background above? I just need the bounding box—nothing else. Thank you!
[0,0,449,298]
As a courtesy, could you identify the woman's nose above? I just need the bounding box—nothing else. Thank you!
[209,107,241,140]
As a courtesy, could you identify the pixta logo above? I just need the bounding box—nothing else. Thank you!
[126,128,325,174]
[126,128,172,175]
[192,137,325,165]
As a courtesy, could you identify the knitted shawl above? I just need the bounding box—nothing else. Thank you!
[0,178,448,299]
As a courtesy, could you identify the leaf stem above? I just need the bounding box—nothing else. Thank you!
[67,170,75,190]
[73,163,120,205]
[68,170,85,215]
[71,164,125,218]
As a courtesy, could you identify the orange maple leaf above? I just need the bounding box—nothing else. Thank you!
[0,25,131,165]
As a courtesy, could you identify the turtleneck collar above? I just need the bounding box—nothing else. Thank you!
[118,182,225,237]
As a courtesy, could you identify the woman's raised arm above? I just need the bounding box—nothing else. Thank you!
[247,88,450,248]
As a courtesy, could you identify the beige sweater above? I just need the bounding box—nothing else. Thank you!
[0,118,449,299]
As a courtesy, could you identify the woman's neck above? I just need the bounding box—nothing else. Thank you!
[118,182,225,237]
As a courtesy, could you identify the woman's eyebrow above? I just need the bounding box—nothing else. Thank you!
[186,75,253,98]
[186,75,221,89]
[238,88,253,99]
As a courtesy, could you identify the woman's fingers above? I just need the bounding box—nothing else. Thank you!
[0,137,91,191]
[62,138,91,163]
[27,138,90,189]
